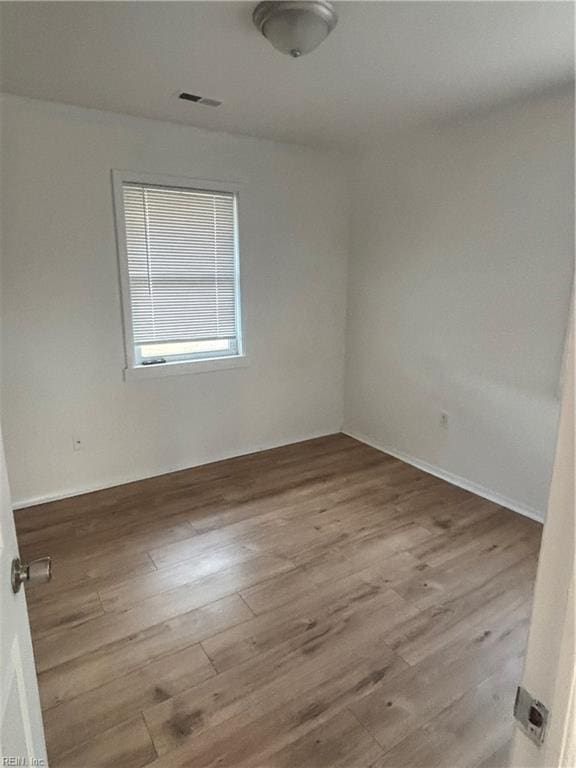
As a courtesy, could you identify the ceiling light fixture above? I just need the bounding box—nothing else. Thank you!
[253,1,338,58]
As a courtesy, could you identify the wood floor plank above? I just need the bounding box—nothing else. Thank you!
[202,576,371,672]
[99,552,294,613]
[27,585,104,638]
[56,715,157,768]
[392,533,539,611]
[25,548,157,602]
[349,600,530,753]
[203,558,418,673]
[373,655,522,768]
[34,556,288,671]
[240,547,422,615]
[142,647,405,768]
[380,555,537,665]
[36,594,253,707]
[143,587,413,756]
[409,509,540,569]
[271,516,434,570]
[43,643,215,760]
[15,434,541,768]
[240,709,384,768]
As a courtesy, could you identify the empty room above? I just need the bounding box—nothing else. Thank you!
[0,2,574,767]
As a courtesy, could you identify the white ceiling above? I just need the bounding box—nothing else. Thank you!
[0,1,573,151]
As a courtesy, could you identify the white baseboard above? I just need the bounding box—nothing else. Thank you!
[12,430,338,511]
[342,429,544,524]
[14,429,546,524]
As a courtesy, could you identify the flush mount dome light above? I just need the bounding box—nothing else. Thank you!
[253,1,338,58]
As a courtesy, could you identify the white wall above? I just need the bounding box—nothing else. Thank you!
[2,90,572,517]
[344,88,574,520]
[0,95,349,506]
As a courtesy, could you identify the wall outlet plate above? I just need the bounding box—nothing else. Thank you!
[514,686,548,746]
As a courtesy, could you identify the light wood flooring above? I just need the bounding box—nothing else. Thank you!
[15,434,542,768]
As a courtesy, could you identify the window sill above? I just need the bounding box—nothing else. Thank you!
[124,355,249,381]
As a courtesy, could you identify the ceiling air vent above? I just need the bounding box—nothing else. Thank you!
[179,92,222,107]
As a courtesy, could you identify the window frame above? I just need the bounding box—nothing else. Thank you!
[112,170,246,380]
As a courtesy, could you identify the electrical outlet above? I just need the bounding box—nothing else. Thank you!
[72,436,83,452]
[440,412,449,430]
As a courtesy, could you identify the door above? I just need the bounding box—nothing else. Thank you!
[510,328,574,767]
[0,431,47,765]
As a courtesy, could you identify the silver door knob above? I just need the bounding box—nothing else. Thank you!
[11,557,52,593]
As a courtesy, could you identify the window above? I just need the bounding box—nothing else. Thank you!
[113,171,244,377]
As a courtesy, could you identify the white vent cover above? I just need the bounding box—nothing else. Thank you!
[179,92,222,107]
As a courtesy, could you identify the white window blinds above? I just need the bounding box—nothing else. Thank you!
[121,181,240,350]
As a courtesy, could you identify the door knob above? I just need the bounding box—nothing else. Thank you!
[11,557,52,593]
